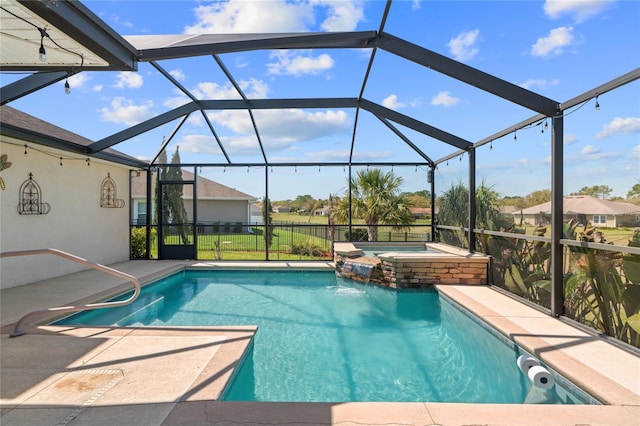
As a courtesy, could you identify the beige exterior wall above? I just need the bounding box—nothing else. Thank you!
[194,199,250,223]
[518,213,636,228]
[0,140,131,289]
[130,198,252,228]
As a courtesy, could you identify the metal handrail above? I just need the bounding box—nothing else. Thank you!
[0,248,141,337]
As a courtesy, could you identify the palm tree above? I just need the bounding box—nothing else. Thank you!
[436,179,509,247]
[331,168,415,241]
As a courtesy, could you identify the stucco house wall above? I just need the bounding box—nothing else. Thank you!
[195,199,251,224]
[0,140,131,289]
[130,171,255,229]
[518,196,640,228]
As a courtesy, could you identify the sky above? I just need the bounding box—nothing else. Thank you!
[3,0,639,201]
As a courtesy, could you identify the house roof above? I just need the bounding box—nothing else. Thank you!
[500,205,518,214]
[520,195,640,216]
[410,207,430,214]
[0,105,146,168]
[131,169,256,201]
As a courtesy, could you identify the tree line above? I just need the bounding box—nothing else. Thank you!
[273,183,640,215]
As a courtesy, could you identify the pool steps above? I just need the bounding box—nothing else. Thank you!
[0,248,141,336]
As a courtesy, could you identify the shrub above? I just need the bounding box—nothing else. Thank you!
[344,228,368,241]
[288,241,326,257]
[131,227,156,258]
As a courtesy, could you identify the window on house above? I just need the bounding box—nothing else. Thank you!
[593,215,607,225]
[137,202,147,225]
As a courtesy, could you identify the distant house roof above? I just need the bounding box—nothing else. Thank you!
[131,169,256,201]
[500,205,517,214]
[410,207,437,215]
[520,195,640,215]
[0,105,146,168]
[272,205,292,212]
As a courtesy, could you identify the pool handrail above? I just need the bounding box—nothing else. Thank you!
[0,248,141,337]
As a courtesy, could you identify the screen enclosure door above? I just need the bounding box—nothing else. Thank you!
[158,180,196,259]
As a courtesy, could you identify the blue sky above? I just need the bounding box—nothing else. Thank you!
[4,0,639,201]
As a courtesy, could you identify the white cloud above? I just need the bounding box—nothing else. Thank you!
[382,94,406,110]
[163,89,191,109]
[431,91,460,107]
[235,57,249,68]
[596,117,640,139]
[412,0,422,11]
[198,108,350,155]
[114,72,143,89]
[303,149,351,162]
[314,0,364,31]
[447,29,480,62]
[176,134,223,155]
[169,69,186,82]
[184,0,314,33]
[531,26,574,57]
[563,134,578,145]
[239,79,269,98]
[176,134,260,157]
[520,78,561,90]
[267,51,334,76]
[183,0,365,33]
[191,78,268,99]
[109,14,134,29]
[193,82,241,99]
[92,85,103,92]
[544,0,614,23]
[66,73,89,89]
[211,109,349,140]
[164,79,269,112]
[218,135,262,154]
[99,97,154,126]
[301,149,394,162]
[577,144,623,161]
[581,144,600,155]
[631,145,640,159]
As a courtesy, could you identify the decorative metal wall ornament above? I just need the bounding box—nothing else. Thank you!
[18,173,51,214]
[0,153,12,190]
[100,172,125,208]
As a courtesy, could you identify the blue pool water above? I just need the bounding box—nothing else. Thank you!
[357,245,436,257]
[55,270,595,404]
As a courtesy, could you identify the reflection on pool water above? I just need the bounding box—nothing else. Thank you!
[55,270,598,404]
[355,244,439,257]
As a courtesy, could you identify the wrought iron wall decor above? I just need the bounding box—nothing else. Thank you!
[18,173,51,214]
[0,153,11,190]
[100,172,125,208]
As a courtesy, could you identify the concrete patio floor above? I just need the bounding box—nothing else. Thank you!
[1,260,639,425]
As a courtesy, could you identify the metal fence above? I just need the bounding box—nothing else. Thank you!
[131,222,432,261]
[436,225,640,349]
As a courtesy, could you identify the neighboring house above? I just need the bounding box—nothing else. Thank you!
[410,207,432,219]
[131,170,257,232]
[314,206,332,216]
[500,205,517,215]
[500,205,517,223]
[517,195,640,227]
[272,205,292,213]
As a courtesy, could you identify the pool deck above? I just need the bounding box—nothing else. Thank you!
[1,260,639,426]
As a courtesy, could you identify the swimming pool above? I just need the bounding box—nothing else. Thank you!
[55,270,596,404]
